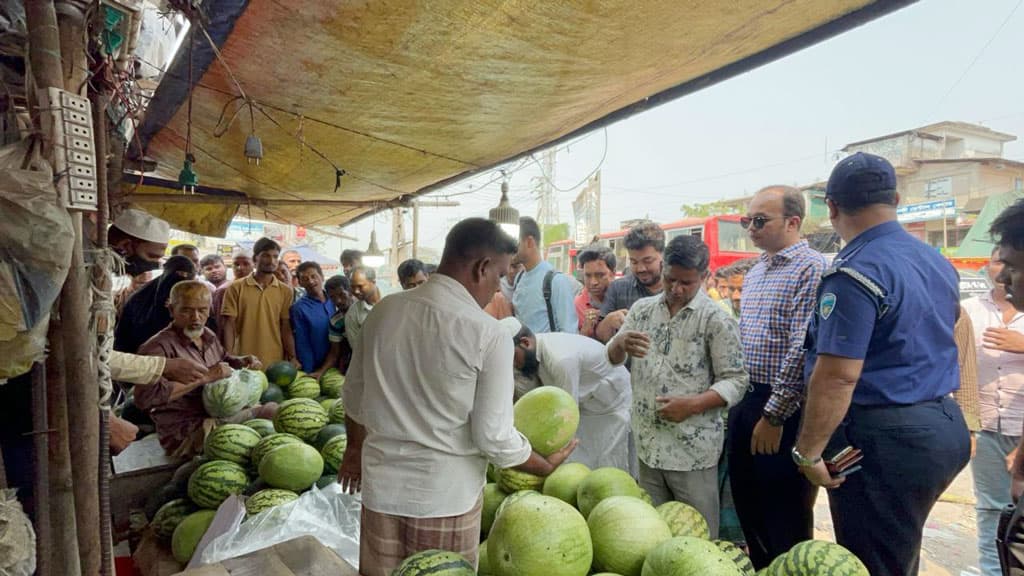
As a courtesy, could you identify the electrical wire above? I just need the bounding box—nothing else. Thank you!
[529,127,608,193]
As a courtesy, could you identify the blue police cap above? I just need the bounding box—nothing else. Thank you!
[826,152,898,208]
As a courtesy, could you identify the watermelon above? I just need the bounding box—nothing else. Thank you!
[494,490,541,521]
[481,483,509,536]
[265,361,298,387]
[171,509,218,564]
[243,478,268,496]
[316,474,337,489]
[313,423,347,449]
[251,433,304,469]
[261,384,286,404]
[237,368,267,406]
[713,540,755,575]
[488,494,592,576]
[777,540,868,576]
[204,424,262,465]
[319,368,345,398]
[202,373,249,418]
[479,539,492,575]
[487,463,498,483]
[273,398,329,441]
[319,398,338,413]
[542,462,590,508]
[640,536,743,576]
[243,418,276,437]
[245,488,299,515]
[589,496,673,576]
[144,482,186,522]
[187,460,249,509]
[576,467,643,518]
[258,443,324,491]
[320,434,348,473]
[497,467,544,493]
[328,399,346,424]
[288,375,320,399]
[657,501,710,540]
[151,498,198,540]
[393,549,475,576]
[512,387,580,456]
[640,489,653,505]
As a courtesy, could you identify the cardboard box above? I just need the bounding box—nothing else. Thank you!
[173,535,358,575]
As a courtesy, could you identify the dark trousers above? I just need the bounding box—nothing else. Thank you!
[829,396,970,576]
[727,384,817,569]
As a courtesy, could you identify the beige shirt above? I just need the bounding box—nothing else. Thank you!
[343,274,532,517]
[109,351,164,385]
[962,292,1024,435]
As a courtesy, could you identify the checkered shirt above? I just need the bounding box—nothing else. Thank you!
[738,240,826,421]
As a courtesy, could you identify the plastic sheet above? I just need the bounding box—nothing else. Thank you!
[199,482,361,567]
[0,489,35,576]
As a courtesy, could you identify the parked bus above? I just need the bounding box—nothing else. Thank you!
[545,215,760,277]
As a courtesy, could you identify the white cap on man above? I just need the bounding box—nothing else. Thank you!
[498,317,523,342]
[112,208,170,244]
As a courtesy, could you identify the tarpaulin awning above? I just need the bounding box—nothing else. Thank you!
[127,0,913,236]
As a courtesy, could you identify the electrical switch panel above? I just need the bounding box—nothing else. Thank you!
[38,87,98,211]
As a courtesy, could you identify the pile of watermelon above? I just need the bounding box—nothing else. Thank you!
[146,364,349,566]
[395,386,866,576]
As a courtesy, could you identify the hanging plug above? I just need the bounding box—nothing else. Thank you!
[179,154,198,194]
[245,134,264,165]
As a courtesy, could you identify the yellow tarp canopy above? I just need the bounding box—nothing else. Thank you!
[128,0,908,236]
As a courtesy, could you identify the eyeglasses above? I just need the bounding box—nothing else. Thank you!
[739,216,777,230]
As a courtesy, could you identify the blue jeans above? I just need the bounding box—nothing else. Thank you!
[973,430,1021,576]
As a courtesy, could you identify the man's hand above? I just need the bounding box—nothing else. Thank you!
[289,357,302,369]
[208,362,233,382]
[309,369,324,381]
[605,309,628,331]
[620,331,651,358]
[163,357,208,386]
[337,447,362,494]
[109,413,139,455]
[798,460,844,490]
[751,417,784,455]
[242,356,263,370]
[545,439,580,471]
[655,395,703,423]
[1008,446,1019,473]
[984,328,1024,354]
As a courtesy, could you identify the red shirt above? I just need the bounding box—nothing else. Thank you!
[574,291,602,337]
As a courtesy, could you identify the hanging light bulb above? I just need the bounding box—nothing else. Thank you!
[489,179,520,238]
[363,229,386,268]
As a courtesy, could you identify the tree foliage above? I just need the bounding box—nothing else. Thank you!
[679,200,741,217]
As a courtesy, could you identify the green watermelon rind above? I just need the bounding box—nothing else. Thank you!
[589,496,672,576]
[204,424,262,466]
[242,418,276,437]
[328,399,346,424]
[265,361,298,387]
[319,368,345,398]
[251,433,304,469]
[171,509,218,564]
[151,498,199,540]
[497,467,544,493]
[780,540,868,576]
[245,488,300,516]
[202,375,249,418]
[576,467,643,519]
[258,443,324,492]
[641,536,744,576]
[713,540,756,575]
[273,398,329,441]
[287,376,321,399]
[187,460,249,509]
[512,386,580,456]
[392,549,475,576]
[320,434,348,474]
[657,500,711,540]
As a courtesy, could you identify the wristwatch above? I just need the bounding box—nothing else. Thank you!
[790,446,822,468]
[762,411,785,427]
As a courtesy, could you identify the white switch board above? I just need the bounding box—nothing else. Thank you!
[38,87,98,211]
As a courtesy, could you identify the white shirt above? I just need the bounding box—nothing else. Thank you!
[343,274,532,517]
[962,292,1024,434]
[343,298,374,349]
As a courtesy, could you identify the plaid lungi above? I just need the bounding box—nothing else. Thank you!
[359,496,482,576]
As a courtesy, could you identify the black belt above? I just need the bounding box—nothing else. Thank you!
[848,397,945,412]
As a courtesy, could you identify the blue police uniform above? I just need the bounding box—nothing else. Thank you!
[804,219,970,575]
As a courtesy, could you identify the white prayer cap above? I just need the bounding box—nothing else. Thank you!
[112,208,170,244]
[498,317,523,341]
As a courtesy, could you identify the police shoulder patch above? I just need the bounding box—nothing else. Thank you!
[819,292,837,319]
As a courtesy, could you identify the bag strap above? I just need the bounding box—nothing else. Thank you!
[543,270,557,332]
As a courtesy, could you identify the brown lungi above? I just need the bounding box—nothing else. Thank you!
[358,496,482,576]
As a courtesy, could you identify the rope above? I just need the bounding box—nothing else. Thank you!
[87,248,122,412]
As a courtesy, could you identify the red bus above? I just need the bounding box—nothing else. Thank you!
[545,215,759,277]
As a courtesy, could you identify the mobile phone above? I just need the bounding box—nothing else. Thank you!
[828,446,853,464]
[834,465,862,478]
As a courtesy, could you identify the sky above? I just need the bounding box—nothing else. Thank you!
[337,0,1024,257]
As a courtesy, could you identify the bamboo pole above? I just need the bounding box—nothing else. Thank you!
[31,363,52,576]
[45,316,82,576]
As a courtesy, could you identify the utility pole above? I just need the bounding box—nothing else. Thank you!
[410,199,459,261]
[537,148,558,226]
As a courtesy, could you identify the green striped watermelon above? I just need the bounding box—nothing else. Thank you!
[151,498,198,540]
[778,540,868,576]
[265,361,297,387]
[171,509,218,564]
[576,467,643,518]
[392,549,475,576]
[288,376,320,399]
[243,418,276,437]
[319,368,345,398]
[657,501,710,540]
[482,483,509,537]
[497,467,544,493]
[513,386,579,456]
[320,434,348,473]
[590,496,672,576]
[273,398,328,441]
[328,398,346,424]
[251,433,304,469]
[245,488,299,515]
[187,460,249,509]
[202,374,249,418]
[313,423,347,449]
[204,424,262,466]
[258,443,324,492]
[641,536,743,576]
[542,462,590,508]
[713,540,755,575]
[261,383,285,403]
[488,495,592,576]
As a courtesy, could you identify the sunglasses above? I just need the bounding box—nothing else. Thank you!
[740,216,776,230]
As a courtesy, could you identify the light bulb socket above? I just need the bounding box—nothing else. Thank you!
[245,134,264,166]
[489,181,520,237]
[178,158,198,194]
[364,229,386,267]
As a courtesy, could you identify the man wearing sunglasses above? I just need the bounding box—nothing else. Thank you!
[794,152,970,575]
[728,186,827,569]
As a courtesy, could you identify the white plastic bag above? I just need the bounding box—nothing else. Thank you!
[199,482,361,567]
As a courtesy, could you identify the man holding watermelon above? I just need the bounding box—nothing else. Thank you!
[337,218,576,576]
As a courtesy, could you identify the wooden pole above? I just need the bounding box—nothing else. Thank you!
[25,0,64,93]
[45,317,82,576]
[31,363,53,576]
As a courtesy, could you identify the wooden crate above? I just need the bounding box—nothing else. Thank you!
[173,535,358,576]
